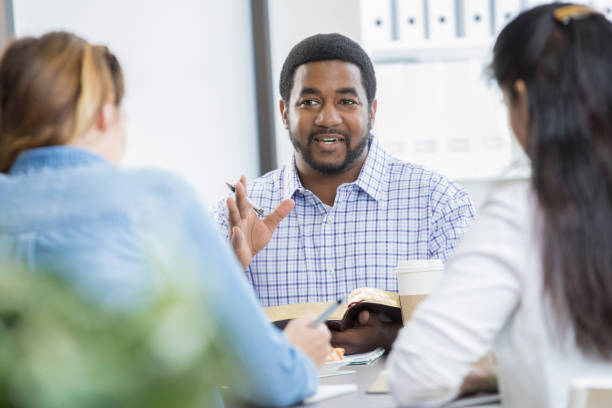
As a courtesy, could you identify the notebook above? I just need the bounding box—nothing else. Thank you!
[346,347,385,365]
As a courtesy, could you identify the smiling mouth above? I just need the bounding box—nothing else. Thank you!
[313,135,345,144]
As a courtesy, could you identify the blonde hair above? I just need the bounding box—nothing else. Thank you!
[0,32,124,172]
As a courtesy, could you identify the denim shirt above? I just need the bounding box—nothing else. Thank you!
[0,146,317,406]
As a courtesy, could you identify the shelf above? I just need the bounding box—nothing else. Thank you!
[369,39,494,64]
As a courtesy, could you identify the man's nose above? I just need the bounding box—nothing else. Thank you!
[314,103,342,127]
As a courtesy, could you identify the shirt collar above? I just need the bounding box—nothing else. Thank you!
[281,136,389,202]
[354,137,388,201]
[8,146,110,175]
[282,155,304,201]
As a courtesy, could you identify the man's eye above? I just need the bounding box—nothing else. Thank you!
[340,99,357,105]
[299,99,319,107]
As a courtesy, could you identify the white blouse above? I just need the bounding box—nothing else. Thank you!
[388,181,612,407]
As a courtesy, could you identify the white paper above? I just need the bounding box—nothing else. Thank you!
[346,347,386,365]
[318,360,351,377]
[304,384,358,404]
[317,370,357,379]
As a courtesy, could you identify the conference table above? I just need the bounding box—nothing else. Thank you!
[299,356,394,407]
[231,355,501,407]
[294,357,502,408]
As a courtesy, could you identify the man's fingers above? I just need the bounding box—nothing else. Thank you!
[227,197,241,230]
[330,329,358,351]
[330,329,353,344]
[358,310,370,325]
[230,226,252,268]
[234,180,252,216]
[263,198,295,231]
[230,226,243,249]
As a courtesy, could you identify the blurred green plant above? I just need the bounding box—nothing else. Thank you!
[0,263,233,408]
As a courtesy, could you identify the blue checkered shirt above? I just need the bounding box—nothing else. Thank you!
[214,138,475,306]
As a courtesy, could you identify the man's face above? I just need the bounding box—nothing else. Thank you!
[281,60,377,175]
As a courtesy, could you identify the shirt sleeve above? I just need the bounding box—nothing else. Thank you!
[212,196,231,240]
[387,183,525,407]
[159,180,318,406]
[428,178,476,261]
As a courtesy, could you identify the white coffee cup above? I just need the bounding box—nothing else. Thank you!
[395,259,444,324]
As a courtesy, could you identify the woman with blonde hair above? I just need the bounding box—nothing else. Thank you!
[388,3,612,407]
[0,32,330,406]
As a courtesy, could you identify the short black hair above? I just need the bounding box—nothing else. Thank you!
[279,33,376,106]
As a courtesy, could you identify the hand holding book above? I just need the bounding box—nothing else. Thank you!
[330,309,402,355]
[266,288,404,355]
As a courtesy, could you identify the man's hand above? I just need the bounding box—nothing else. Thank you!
[284,314,332,369]
[330,310,402,355]
[227,176,294,268]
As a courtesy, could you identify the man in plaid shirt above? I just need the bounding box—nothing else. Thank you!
[215,33,475,353]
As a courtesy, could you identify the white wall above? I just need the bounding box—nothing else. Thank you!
[13,0,259,209]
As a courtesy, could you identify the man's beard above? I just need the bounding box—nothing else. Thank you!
[289,123,372,175]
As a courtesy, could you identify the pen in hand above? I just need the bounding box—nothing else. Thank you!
[225,182,268,217]
[309,299,343,328]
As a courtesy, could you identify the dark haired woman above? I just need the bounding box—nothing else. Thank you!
[388,4,612,407]
[0,32,331,406]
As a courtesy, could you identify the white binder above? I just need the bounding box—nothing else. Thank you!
[397,0,426,44]
[463,0,492,40]
[525,0,556,6]
[360,0,393,48]
[494,0,521,34]
[428,0,457,41]
[594,0,612,21]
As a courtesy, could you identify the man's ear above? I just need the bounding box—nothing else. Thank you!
[369,99,378,127]
[280,99,289,129]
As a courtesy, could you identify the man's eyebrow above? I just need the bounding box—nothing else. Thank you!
[336,87,358,95]
[300,87,320,95]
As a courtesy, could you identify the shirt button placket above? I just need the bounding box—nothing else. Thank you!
[301,202,317,302]
[324,213,335,297]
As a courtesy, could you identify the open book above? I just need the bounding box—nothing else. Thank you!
[264,287,402,331]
